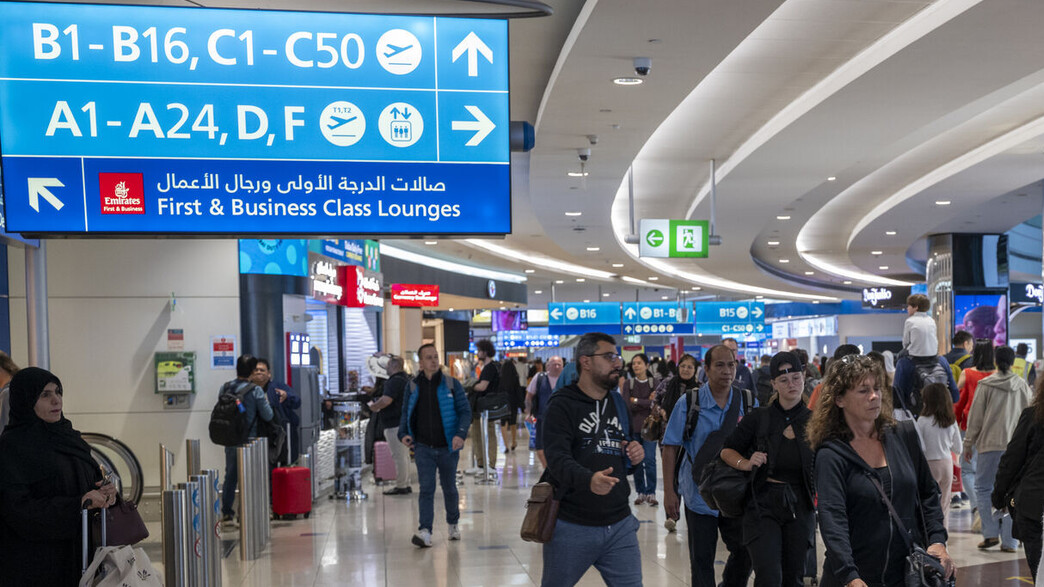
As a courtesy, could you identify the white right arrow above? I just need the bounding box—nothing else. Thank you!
[451,105,495,146]
[751,306,764,318]
[27,177,65,212]
[451,32,493,77]
[550,308,563,320]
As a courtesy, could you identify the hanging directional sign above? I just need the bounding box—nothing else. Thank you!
[639,219,709,258]
[548,302,622,335]
[694,301,766,335]
[621,301,694,335]
[0,2,509,235]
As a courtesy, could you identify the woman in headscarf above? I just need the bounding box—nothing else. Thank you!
[0,367,117,585]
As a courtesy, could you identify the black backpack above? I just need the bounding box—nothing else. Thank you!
[209,380,255,446]
[754,367,774,406]
[905,357,949,417]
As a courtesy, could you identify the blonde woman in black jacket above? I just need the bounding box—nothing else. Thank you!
[808,354,955,587]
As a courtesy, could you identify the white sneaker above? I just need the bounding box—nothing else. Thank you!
[664,518,677,533]
[411,529,433,548]
[465,467,481,475]
[971,512,982,533]
[448,524,461,540]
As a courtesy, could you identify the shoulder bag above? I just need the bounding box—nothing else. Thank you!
[520,481,566,543]
[696,399,768,518]
[866,471,952,587]
[476,362,511,420]
[90,495,150,547]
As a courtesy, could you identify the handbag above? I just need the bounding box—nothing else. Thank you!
[79,545,162,587]
[91,496,150,547]
[477,390,511,419]
[520,481,563,543]
[697,458,753,518]
[641,412,664,442]
[866,472,951,587]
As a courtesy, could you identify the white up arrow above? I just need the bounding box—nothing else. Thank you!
[27,177,65,212]
[451,32,493,77]
[451,105,495,146]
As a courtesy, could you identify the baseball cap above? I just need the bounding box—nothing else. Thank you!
[770,351,802,379]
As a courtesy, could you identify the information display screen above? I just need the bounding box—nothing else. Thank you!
[0,2,510,235]
[954,293,1007,348]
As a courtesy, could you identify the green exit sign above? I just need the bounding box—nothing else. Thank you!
[639,219,709,258]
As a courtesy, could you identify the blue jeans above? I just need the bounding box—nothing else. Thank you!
[541,515,642,586]
[975,450,1017,549]
[414,443,460,532]
[960,449,976,509]
[221,446,238,517]
[631,434,657,495]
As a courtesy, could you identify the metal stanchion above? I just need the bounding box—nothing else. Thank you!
[159,444,175,491]
[177,480,205,587]
[190,475,214,586]
[477,410,495,485]
[186,439,202,477]
[163,489,189,587]
[259,438,270,546]
[202,469,223,587]
[237,443,253,561]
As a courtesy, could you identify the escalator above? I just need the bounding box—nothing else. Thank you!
[82,432,144,506]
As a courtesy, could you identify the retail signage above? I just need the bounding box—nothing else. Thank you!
[621,301,694,335]
[548,302,622,335]
[309,238,380,270]
[638,219,709,258]
[1010,282,1043,305]
[341,265,383,309]
[309,253,345,305]
[771,316,838,339]
[209,335,236,369]
[861,286,911,309]
[0,2,510,235]
[391,283,439,307]
[694,301,765,335]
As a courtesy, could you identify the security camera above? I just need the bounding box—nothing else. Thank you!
[587,134,599,146]
[634,57,651,76]
[577,148,591,162]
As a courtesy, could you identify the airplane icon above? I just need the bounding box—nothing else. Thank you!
[327,115,357,131]
[383,44,413,59]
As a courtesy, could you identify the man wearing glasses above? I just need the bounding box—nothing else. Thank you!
[662,344,755,587]
[540,332,646,586]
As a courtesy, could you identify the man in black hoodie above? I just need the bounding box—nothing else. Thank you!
[541,332,645,586]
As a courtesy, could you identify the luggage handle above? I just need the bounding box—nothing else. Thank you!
[81,501,108,575]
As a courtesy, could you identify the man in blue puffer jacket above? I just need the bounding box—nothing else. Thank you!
[400,343,471,548]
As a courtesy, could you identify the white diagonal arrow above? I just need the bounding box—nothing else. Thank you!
[27,177,65,212]
[451,32,493,77]
[451,105,495,146]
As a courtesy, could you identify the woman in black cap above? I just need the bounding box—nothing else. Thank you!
[0,367,117,585]
[719,351,815,587]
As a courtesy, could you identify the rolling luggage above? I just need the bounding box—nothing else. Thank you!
[374,440,397,483]
[271,424,312,519]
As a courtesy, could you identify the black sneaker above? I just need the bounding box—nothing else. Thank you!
[383,487,411,495]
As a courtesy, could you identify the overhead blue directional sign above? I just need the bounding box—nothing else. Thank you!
[621,302,694,335]
[548,302,622,335]
[695,301,766,336]
[0,2,509,235]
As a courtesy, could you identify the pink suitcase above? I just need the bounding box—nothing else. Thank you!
[374,440,397,482]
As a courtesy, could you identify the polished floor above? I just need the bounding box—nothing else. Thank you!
[147,430,1034,586]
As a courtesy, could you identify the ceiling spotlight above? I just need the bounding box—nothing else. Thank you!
[779,259,790,263]
[886,230,897,236]
[524,269,535,274]
[424,241,437,245]
[691,287,701,291]
[555,280,564,284]
[934,200,951,206]
[583,299,590,303]
[812,300,820,304]
[586,247,600,252]
[879,265,889,270]
[565,211,582,217]
[613,77,643,86]
[648,276,658,281]
[755,295,764,299]
[534,290,543,294]
[576,278,585,282]
[827,176,836,181]
[804,271,814,275]
[767,240,780,246]
[776,215,791,220]
[612,263,624,268]
[843,280,853,285]
[871,251,883,255]
[567,172,589,177]
[603,293,610,297]
[661,295,670,300]
[448,308,454,311]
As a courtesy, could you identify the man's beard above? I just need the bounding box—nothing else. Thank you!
[597,370,622,390]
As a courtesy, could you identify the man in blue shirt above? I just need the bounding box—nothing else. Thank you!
[663,344,754,587]
[252,358,301,464]
[220,354,274,528]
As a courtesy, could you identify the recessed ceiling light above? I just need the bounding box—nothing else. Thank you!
[648,276,658,281]
[935,200,951,206]
[524,269,535,274]
[661,295,670,300]
[583,299,590,303]
[613,77,643,86]
[691,287,701,291]
[776,215,791,220]
[603,293,610,297]
[886,231,897,236]
[576,278,585,282]
[827,176,836,181]
[804,271,814,275]
[878,266,889,270]
[755,295,764,299]
[565,211,582,217]
[555,280,564,284]
[425,241,437,245]
[612,263,624,268]
[843,280,853,285]
[534,290,542,294]
[871,251,883,255]
[586,247,600,252]
[779,259,790,263]
[567,172,589,177]
[812,300,820,304]
[767,240,780,246]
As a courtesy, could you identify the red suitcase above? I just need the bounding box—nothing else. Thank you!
[374,440,398,483]
[272,466,311,519]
